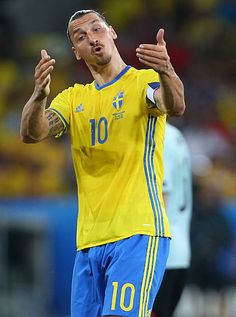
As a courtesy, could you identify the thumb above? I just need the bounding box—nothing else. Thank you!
[41,49,49,59]
[156,29,166,46]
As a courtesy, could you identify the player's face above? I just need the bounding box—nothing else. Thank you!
[69,13,117,66]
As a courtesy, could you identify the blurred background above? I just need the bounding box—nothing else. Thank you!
[0,0,236,316]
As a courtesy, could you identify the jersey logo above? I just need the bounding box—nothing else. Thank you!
[112,91,124,111]
[75,104,84,113]
[112,91,125,120]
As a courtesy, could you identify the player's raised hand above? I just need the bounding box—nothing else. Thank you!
[34,49,55,100]
[136,28,173,75]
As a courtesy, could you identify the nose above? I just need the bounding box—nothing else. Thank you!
[87,31,98,46]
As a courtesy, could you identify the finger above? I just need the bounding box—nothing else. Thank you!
[137,57,155,69]
[41,49,49,59]
[137,44,164,52]
[137,53,165,66]
[35,65,54,82]
[35,58,55,74]
[35,57,51,72]
[156,28,166,46]
[40,66,54,80]
[41,76,51,88]
[136,48,168,60]
[138,56,169,74]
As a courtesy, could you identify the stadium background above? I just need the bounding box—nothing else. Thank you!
[0,0,236,316]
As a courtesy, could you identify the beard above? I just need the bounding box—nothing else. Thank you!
[95,53,112,66]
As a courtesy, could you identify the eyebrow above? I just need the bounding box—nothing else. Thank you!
[72,19,102,36]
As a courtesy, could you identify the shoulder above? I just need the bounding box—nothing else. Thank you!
[72,82,94,93]
[55,82,95,99]
[136,67,159,78]
[73,81,95,91]
[128,67,160,81]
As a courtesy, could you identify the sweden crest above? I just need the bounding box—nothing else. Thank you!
[112,91,124,111]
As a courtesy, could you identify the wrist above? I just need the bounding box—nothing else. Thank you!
[159,64,177,78]
[32,89,48,103]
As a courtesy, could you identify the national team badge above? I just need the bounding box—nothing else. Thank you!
[112,91,125,120]
[112,91,124,111]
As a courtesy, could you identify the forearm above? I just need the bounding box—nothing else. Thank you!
[136,29,186,117]
[20,49,57,143]
[159,67,185,117]
[20,92,49,143]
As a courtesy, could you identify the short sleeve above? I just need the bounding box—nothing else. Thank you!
[137,69,164,117]
[146,82,160,104]
[49,87,73,137]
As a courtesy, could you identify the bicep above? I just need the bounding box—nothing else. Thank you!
[153,87,167,114]
[44,109,65,137]
[146,80,166,116]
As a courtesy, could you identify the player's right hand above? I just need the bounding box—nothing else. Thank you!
[34,49,55,100]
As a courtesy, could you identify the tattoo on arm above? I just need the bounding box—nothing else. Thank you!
[45,109,64,136]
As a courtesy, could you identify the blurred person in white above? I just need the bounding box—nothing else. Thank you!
[152,123,192,317]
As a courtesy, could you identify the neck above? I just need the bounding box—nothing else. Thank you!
[86,48,127,86]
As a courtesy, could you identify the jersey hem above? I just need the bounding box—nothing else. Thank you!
[77,230,171,251]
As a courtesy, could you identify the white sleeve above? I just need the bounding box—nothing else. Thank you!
[146,82,160,104]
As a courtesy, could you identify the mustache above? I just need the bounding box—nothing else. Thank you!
[92,41,103,47]
[91,42,104,53]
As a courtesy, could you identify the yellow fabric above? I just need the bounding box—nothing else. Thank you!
[50,66,170,250]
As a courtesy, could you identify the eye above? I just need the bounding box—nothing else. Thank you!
[94,26,101,32]
[78,35,85,41]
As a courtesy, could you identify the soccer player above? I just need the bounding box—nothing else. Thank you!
[20,9,186,317]
[152,123,192,317]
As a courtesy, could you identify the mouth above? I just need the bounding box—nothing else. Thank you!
[92,45,103,55]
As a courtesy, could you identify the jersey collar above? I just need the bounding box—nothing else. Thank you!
[95,65,131,90]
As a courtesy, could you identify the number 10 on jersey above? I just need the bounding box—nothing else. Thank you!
[89,117,108,146]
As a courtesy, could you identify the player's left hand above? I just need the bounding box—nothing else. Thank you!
[136,29,173,75]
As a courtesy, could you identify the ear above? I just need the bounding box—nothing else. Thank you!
[72,47,81,61]
[109,26,117,40]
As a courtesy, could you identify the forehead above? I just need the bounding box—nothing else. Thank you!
[69,13,105,33]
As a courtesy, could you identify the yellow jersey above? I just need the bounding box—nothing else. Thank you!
[49,66,171,250]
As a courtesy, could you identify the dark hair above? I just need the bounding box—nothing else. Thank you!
[66,9,108,44]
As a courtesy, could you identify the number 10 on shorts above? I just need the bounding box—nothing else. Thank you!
[111,282,135,312]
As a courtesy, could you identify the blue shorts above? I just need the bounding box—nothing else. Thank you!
[71,235,170,317]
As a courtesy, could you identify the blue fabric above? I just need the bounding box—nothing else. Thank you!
[71,235,169,317]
